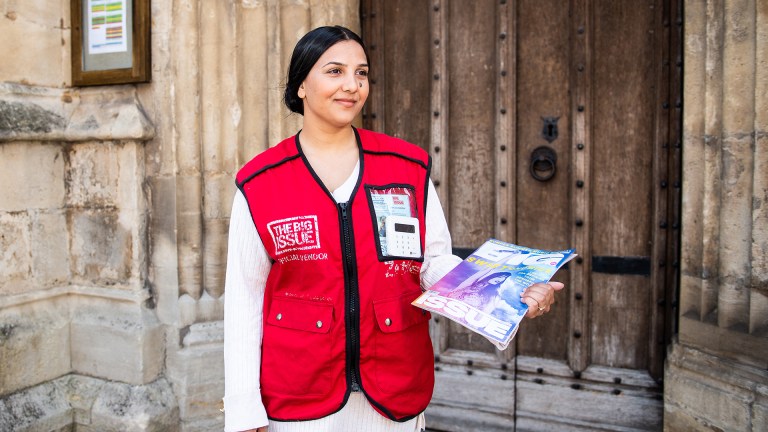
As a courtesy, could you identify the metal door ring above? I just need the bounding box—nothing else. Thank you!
[530,146,557,182]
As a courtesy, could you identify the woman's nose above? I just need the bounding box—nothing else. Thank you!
[342,74,358,92]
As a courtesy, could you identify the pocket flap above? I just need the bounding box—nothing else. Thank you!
[373,291,430,333]
[266,297,334,334]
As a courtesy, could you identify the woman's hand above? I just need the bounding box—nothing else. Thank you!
[521,282,565,318]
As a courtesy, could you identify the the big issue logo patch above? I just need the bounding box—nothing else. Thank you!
[267,215,321,255]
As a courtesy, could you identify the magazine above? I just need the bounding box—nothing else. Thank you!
[412,238,576,350]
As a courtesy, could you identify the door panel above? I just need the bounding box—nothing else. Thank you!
[363,0,432,145]
[591,273,651,368]
[590,2,656,371]
[362,1,681,430]
[446,0,497,249]
[444,0,499,354]
[514,0,572,361]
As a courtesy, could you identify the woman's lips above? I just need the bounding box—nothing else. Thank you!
[335,98,357,108]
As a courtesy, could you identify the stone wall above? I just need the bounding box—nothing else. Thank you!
[0,0,359,431]
[0,82,174,430]
[0,1,71,87]
[666,0,768,430]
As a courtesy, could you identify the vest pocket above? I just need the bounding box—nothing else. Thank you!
[262,297,334,397]
[372,291,433,395]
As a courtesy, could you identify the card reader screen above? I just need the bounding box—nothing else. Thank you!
[394,223,416,234]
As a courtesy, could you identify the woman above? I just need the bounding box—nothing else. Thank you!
[223,25,564,432]
[452,272,513,309]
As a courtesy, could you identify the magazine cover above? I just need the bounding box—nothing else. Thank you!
[412,238,576,350]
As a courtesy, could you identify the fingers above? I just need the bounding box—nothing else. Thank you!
[523,283,555,305]
[521,282,564,319]
[521,296,546,318]
[549,281,565,291]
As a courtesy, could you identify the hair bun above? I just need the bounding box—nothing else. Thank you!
[284,87,304,115]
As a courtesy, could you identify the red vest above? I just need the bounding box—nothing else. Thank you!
[236,128,435,422]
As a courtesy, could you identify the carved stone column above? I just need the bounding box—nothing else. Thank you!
[666,0,768,430]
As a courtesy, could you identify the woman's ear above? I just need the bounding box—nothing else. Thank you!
[297,84,306,99]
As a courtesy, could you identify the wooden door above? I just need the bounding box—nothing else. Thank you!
[362,1,681,431]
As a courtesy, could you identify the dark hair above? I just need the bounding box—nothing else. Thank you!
[283,26,369,115]
[473,272,512,287]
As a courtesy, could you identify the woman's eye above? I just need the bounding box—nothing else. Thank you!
[327,68,342,75]
[357,69,369,77]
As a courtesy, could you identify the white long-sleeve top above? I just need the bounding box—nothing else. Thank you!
[224,162,462,432]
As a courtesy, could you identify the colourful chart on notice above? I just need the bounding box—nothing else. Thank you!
[88,0,128,54]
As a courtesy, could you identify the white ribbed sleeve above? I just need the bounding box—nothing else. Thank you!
[224,177,461,432]
[421,181,464,289]
[223,191,270,431]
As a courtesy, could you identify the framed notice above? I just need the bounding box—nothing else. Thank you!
[71,0,151,86]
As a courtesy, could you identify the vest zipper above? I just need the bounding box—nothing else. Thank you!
[338,202,361,392]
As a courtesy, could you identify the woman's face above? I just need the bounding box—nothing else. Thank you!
[488,275,507,285]
[298,40,369,129]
